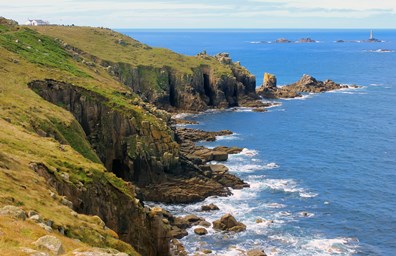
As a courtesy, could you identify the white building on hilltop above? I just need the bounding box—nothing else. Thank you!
[25,19,49,26]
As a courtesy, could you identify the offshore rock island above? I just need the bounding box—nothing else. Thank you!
[0,17,354,255]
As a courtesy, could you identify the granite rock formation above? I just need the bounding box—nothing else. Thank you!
[257,74,352,99]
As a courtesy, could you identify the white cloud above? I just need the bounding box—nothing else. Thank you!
[250,0,396,12]
[1,0,396,28]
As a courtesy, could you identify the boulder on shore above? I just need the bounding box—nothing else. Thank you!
[194,227,208,235]
[212,214,246,233]
[201,203,220,212]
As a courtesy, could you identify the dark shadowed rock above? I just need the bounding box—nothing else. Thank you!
[201,203,220,211]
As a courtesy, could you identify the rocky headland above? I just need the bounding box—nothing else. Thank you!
[0,17,272,256]
[0,16,355,256]
[257,72,357,99]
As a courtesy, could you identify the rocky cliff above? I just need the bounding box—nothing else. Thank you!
[33,26,259,112]
[0,17,255,255]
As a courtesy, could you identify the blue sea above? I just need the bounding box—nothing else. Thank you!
[118,29,396,255]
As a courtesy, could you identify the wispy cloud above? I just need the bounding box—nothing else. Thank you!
[1,0,396,28]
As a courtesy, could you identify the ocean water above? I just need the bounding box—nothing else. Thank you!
[118,29,396,255]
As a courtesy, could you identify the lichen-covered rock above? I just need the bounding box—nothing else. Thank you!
[212,214,246,233]
[0,205,26,220]
[32,235,64,255]
[263,73,277,88]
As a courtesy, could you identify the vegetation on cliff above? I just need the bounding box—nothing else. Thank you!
[0,17,259,255]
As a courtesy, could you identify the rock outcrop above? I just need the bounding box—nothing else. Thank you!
[64,43,259,112]
[257,74,351,99]
[28,79,180,186]
[32,235,65,256]
[275,38,292,43]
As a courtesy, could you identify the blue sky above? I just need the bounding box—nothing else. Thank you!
[2,0,396,28]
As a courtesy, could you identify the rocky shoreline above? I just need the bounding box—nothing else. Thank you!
[149,75,360,255]
[148,119,268,255]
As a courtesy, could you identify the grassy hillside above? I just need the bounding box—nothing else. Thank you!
[32,25,232,76]
[0,18,146,254]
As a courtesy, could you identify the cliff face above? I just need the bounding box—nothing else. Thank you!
[28,79,244,205]
[31,162,169,256]
[36,27,258,112]
[107,63,257,111]
[28,79,180,185]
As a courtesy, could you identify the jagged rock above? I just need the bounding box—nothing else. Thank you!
[174,214,205,229]
[60,197,73,209]
[263,73,277,88]
[298,38,316,43]
[0,205,26,220]
[201,203,220,211]
[213,146,243,155]
[170,226,188,239]
[37,223,52,232]
[29,214,42,222]
[169,239,188,256]
[212,214,246,233]
[194,227,208,235]
[32,235,64,255]
[275,38,291,43]
[215,52,233,65]
[257,74,348,99]
[212,151,228,161]
[202,249,213,254]
[176,128,232,143]
[247,249,267,256]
